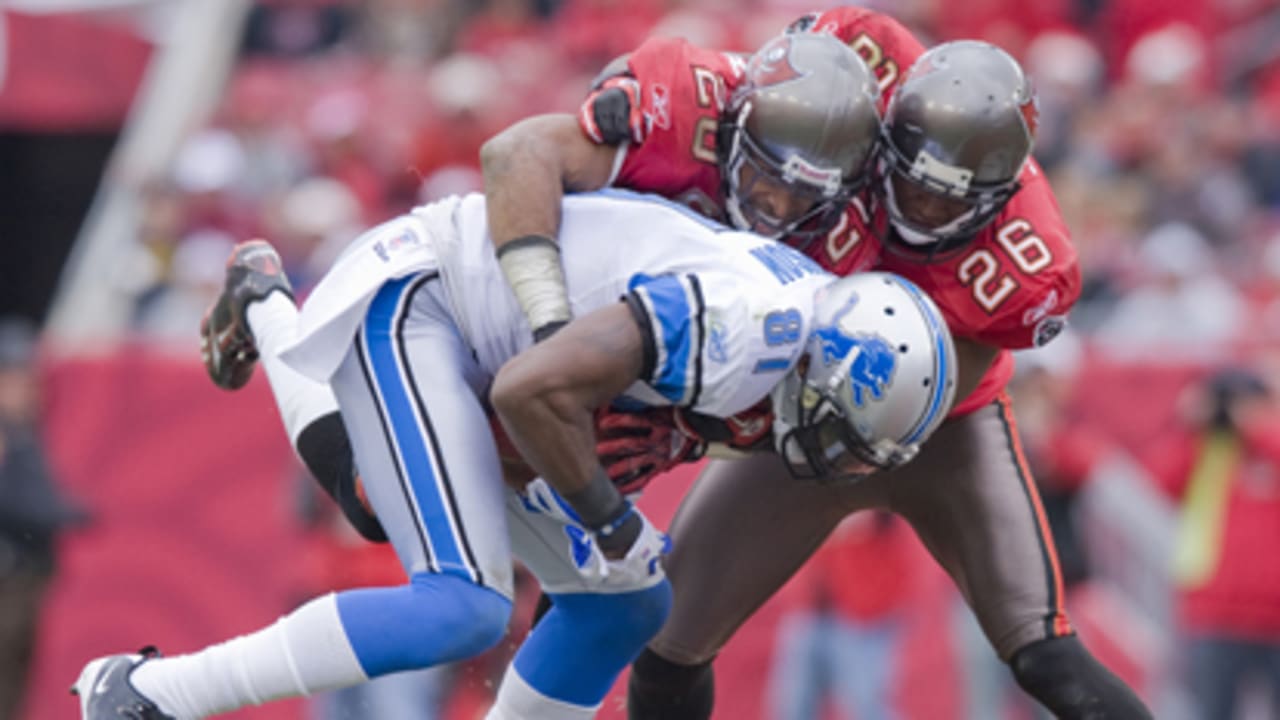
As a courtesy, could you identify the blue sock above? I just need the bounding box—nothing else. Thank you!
[336,573,511,677]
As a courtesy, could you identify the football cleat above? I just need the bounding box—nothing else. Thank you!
[200,240,294,390]
[70,646,174,719]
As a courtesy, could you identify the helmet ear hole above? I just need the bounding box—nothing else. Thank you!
[720,33,881,241]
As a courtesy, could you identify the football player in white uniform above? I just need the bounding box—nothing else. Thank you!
[73,190,956,719]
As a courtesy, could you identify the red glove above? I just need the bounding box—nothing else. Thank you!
[596,406,706,494]
[674,398,775,452]
[578,75,651,145]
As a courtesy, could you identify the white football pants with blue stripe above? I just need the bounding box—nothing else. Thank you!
[335,273,671,719]
[129,275,669,720]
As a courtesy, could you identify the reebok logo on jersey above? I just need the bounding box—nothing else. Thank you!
[650,83,671,130]
[1022,289,1059,326]
[373,227,420,263]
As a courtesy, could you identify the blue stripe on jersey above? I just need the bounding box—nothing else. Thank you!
[630,274,697,404]
[897,277,951,444]
[752,357,792,373]
[364,276,475,582]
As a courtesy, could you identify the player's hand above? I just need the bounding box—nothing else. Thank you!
[596,407,706,494]
[576,508,671,588]
[579,76,650,145]
[520,479,670,588]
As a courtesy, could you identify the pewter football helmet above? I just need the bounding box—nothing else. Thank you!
[876,40,1038,260]
[719,32,881,242]
[772,272,957,480]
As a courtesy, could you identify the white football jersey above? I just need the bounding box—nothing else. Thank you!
[285,190,833,419]
[439,190,832,417]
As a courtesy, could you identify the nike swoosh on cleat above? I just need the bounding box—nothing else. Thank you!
[93,668,113,696]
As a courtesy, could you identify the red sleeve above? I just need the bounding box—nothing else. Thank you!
[800,7,926,108]
[881,160,1082,349]
[575,36,740,214]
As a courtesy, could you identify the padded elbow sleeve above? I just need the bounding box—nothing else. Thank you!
[296,412,387,543]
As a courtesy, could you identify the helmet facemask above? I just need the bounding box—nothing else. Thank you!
[770,350,919,483]
[874,128,1022,262]
[712,33,882,246]
[871,40,1039,263]
[770,272,958,484]
[719,103,866,244]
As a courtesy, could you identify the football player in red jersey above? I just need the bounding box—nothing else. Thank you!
[479,10,1152,720]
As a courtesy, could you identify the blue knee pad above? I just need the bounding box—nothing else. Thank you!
[336,573,511,677]
[513,580,673,706]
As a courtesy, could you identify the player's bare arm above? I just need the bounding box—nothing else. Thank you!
[490,301,646,554]
[481,114,619,339]
[481,114,619,245]
[953,337,1000,403]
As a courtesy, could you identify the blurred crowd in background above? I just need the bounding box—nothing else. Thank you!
[4,0,1280,718]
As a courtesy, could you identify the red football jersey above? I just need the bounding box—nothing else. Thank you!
[876,160,1081,413]
[594,36,746,219]
[795,6,926,110]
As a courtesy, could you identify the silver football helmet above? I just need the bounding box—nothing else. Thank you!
[876,40,1038,260]
[719,32,881,242]
[771,272,957,480]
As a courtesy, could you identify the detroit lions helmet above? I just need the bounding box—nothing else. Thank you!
[876,40,1038,261]
[771,272,957,480]
[719,32,881,242]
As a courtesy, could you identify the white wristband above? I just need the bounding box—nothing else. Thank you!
[496,236,573,333]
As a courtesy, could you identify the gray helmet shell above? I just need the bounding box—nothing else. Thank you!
[719,33,881,241]
[877,40,1038,258]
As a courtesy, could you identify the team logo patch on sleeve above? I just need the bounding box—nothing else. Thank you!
[707,319,729,364]
[1033,315,1067,347]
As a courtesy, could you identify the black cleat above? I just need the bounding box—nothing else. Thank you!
[71,646,174,719]
[199,240,294,390]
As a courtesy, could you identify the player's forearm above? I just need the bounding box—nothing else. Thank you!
[492,377,639,553]
[482,115,619,339]
[490,304,647,552]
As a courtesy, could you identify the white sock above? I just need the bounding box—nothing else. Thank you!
[246,294,339,447]
[131,594,367,719]
[485,665,599,720]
